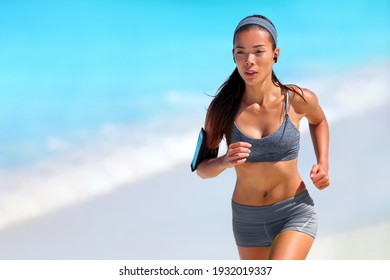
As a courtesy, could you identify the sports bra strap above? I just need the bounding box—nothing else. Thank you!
[285,89,289,115]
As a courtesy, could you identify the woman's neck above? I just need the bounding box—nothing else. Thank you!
[243,81,280,106]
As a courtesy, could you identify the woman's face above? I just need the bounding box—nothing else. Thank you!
[233,28,278,86]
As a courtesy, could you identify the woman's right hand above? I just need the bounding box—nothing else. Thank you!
[223,142,252,168]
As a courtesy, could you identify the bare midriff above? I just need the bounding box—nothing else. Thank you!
[232,158,306,206]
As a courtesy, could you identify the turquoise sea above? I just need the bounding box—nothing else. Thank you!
[0,0,389,227]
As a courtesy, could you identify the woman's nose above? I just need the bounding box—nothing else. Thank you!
[245,53,255,66]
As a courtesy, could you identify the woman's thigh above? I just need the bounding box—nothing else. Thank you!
[237,230,314,260]
[269,230,315,260]
[237,246,271,260]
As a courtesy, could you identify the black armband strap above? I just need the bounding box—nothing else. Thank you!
[190,128,219,172]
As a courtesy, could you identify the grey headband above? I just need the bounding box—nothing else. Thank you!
[234,17,277,46]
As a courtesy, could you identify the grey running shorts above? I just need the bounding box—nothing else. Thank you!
[232,190,318,247]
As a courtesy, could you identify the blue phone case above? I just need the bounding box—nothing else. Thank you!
[190,128,219,172]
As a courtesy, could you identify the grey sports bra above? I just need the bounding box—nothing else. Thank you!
[231,90,300,162]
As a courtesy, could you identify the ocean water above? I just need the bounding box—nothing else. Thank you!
[0,0,389,228]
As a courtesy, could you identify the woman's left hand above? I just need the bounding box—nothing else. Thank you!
[310,164,330,190]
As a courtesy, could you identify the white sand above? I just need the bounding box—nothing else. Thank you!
[309,220,390,260]
[0,102,389,260]
[0,164,238,259]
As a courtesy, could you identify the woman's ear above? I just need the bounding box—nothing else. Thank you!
[273,48,280,63]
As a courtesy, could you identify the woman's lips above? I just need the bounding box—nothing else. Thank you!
[244,70,257,76]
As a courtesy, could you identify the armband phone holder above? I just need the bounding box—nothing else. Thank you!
[190,128,219,172]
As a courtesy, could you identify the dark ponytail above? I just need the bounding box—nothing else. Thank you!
[205,68,244,148]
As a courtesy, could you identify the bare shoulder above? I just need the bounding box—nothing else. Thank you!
[288,85,320,116]
[288,85,325,125]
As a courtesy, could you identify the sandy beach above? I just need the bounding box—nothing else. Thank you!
[0,100,389,260]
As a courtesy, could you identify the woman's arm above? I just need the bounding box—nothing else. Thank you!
[196,141,252,179]
[196,156,228,179]
[309,117,330,190]
[196,108,251,179]
[301,89,330,190]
